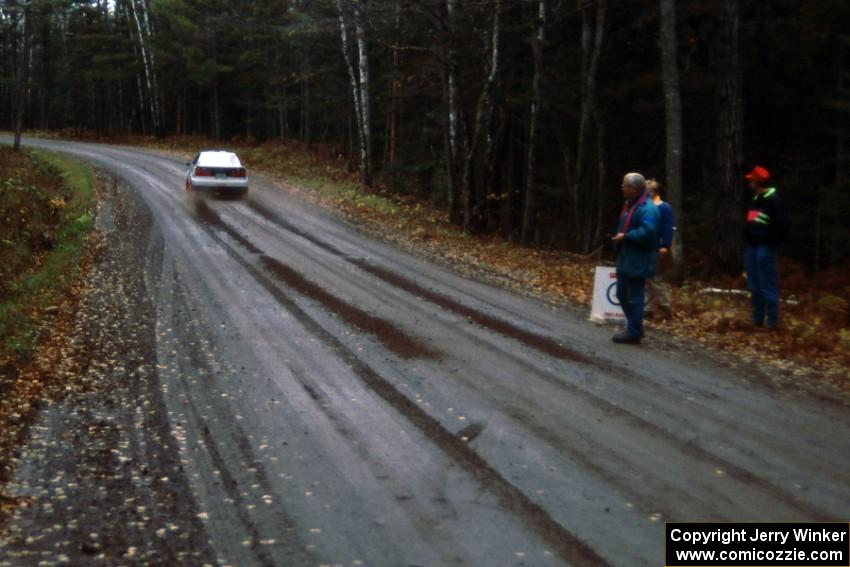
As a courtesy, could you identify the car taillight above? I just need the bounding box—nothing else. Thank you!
[227,168,246,178]
[194,167,213,177]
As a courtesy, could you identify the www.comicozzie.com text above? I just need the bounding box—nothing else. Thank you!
[670,527,848,547]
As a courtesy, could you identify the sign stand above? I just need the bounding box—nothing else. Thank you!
[589,266,625,324]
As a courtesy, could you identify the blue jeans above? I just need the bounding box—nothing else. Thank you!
[745,245,779,327]
[616,273,646,338]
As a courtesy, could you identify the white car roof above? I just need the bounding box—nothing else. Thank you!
[197,151,242,168]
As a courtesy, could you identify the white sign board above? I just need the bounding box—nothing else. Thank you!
[590,266,624,323]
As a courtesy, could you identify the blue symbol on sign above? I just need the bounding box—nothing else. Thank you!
[606,282,620,306]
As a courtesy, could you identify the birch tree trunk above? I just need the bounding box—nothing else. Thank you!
[659,0,685,279]
[711,0,744,274]
[521,0,546,243]
[444,0,462,224]
[353,0,371,186]
[13,3,31,151]
[461,0,501,232]
[139,0,160,133]
[128,0,160,134]
[337,0,365,174]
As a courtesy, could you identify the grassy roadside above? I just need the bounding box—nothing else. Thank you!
[0,147,97,500]
[26,132,850,395]
[0,149,95,364]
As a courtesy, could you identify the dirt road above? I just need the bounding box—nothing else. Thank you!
[2,138,848,566]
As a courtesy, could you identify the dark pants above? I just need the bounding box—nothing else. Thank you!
[745,244,779,327]
[616,273,646,338]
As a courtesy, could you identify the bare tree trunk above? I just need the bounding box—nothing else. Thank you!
[444,0,462,223]
[659,0,685,279]
[353,0,371,186]
[175,91,182,136]
[13,4,31,151]
[710,0,744,274]
[461,0,502,232]
[337,0,366,175]
[387,0,401,165]
[593,107,607,248]
[572,0,606,252]
[833,35,849,274]
[521,0,546,243]
[278,93,287,141]
[38,5,50,131]
[135,73,147,134]
[139,0,160,134]
[212,83,221,140]
[299,59,305,141]
[128,0,160,134]
[303,59,311,146]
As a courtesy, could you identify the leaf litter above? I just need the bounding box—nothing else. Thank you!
[0,175,215,565]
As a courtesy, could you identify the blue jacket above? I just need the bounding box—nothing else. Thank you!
[616,197,660,279]
[656,200,674,249]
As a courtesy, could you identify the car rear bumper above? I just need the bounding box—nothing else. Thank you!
[189,176,248,190]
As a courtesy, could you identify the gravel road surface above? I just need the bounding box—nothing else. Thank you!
[2,138,848,566]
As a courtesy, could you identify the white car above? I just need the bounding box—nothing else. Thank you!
[185,150,248,197]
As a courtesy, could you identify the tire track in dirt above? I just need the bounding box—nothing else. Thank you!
[245,199,606,366]
[168,282,309,567]
[193,216,611,567]
[195,200,436,360]
[243,197,836,523]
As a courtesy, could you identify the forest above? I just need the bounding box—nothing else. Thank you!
[1,0,849,275]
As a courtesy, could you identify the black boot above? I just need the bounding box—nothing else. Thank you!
[612,332,641,344]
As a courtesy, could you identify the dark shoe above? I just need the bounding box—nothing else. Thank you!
[612,333,641,344]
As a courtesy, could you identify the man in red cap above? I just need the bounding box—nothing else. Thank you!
[743,166,788,330]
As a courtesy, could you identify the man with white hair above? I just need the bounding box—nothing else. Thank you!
[610,172,660,344]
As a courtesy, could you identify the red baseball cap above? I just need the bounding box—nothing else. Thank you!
[745,166,771,183]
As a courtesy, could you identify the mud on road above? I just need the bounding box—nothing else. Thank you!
[1,138,849,567]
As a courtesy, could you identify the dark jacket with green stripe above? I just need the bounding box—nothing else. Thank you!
[744,187,789,247]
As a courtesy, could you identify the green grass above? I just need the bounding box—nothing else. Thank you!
[230,144,401,217]
[0,150,95,360]
[295,176,399,215]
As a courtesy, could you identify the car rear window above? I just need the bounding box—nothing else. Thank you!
[197,152,242,168]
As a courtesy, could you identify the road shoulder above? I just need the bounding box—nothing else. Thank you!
[0,173,215,565]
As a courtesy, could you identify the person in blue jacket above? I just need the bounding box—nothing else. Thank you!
[611,172,660,344]
[644,179,675,319]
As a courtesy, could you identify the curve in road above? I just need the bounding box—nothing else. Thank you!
[2,138,849,567]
